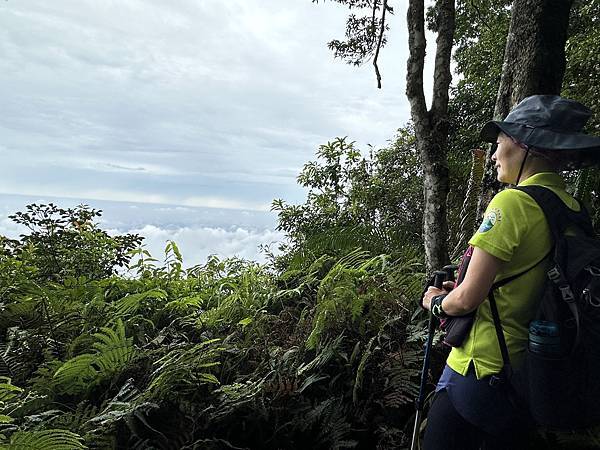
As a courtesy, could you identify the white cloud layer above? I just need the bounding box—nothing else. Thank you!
[0,208,283,267]
[125,225,285,266]
[0,193,281,265]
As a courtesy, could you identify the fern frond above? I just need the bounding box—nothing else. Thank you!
[112,289,167,317]
[544,424,600,449]
[91,320,135,374]
[0,377,23,403]
[48,402,99,435]
[353,336,376,404]
[207,377,268,422]
[383,347,421,408]
[163,295,202,315]
[52,355,97,395]
[298,333,344,376]
[0,297,41,329]
[7,429,86,449]
[303,398,357,450]
[147,339,223,400]
[53,319,135,395]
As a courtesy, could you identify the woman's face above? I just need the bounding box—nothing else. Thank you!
[492,132,526,184]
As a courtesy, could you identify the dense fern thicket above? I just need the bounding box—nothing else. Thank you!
[0,202,436,449]
[2,199,600,449]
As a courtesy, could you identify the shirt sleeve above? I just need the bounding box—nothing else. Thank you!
[468,189,531,262]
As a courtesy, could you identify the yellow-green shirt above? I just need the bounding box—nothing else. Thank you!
[447,172,579,379]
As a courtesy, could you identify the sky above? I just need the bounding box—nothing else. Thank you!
[0,0,431,265]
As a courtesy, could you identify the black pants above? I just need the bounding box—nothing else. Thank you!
[422,389,530,450]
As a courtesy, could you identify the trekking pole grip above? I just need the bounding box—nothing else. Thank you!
[433,270,446,290]
[442,264,458,283]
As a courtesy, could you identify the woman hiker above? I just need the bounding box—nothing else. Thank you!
[420,95,600,450]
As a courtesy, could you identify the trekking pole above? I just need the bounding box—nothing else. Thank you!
[410,270,446,450]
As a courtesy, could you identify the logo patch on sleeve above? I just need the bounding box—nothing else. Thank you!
[478,208,502,233]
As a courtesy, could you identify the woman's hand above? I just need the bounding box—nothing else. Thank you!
[423,248,503,316]
[442,280,455,291]
[421,281,454,311]
[422,286,447,311]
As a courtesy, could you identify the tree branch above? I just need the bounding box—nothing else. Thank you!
[373,0,388,88]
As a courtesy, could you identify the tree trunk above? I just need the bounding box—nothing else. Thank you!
[406,0,455,272]
[477,0,574,216]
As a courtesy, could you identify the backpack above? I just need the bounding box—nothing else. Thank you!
[489,184,600,430]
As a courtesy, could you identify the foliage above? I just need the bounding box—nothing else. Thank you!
[312,0,393,67]
[0,202,431,448]
[563,0,600,134]
[272,133,423,271]
[3,204,142,281]
[52,319,135,396]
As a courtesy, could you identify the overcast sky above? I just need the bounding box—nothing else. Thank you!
[0,0,430,264]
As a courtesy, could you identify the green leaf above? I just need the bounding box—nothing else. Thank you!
[238,317,253,326]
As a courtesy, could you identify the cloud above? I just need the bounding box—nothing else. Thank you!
[182,196,270,212]
[120,224,285,266]
[0,185,271,213]
[0,214,283,266]
[0,0,410,211]
[0,193,283,265]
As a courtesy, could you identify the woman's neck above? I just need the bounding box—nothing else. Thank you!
[518,157,557,183]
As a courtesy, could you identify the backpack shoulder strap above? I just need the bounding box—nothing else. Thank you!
[513,185,594,238]
[488,289,512,384]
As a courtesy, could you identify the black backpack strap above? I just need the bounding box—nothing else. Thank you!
[488,289,512,386]
[487,248,551,385]
[514,185,594,238]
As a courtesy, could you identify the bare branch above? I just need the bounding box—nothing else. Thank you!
[373,0,388,88]
[371,0,379,43]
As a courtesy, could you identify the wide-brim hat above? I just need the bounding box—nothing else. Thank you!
[480,95,600,168]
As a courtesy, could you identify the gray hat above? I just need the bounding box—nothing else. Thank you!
[480,95,600,167]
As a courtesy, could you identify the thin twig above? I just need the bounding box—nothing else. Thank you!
[373,0,388,88]
[371,0,379,45]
